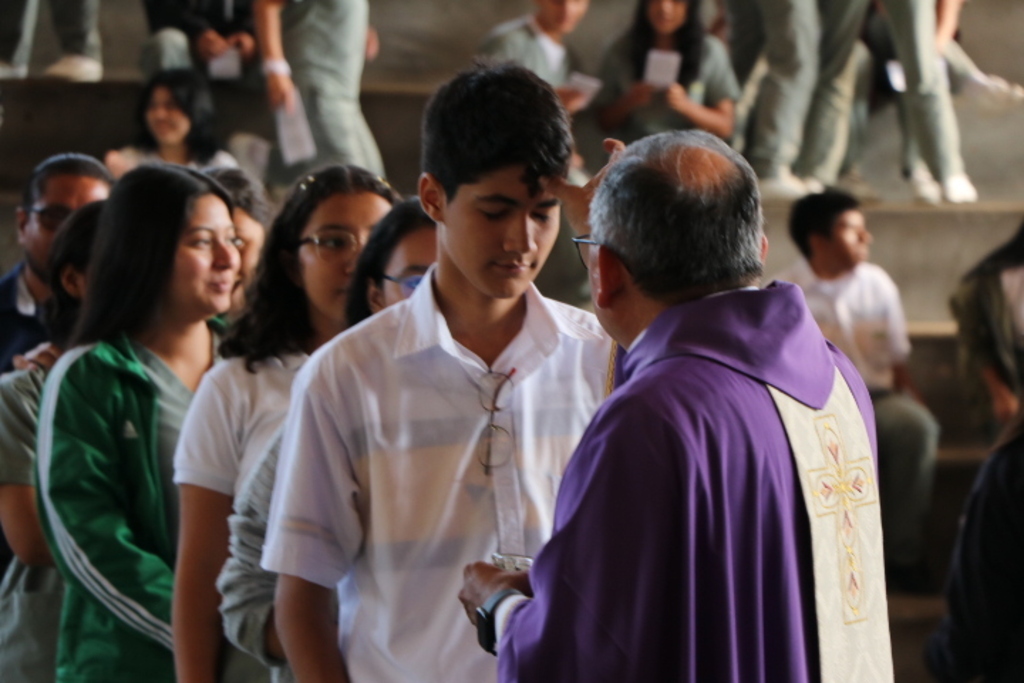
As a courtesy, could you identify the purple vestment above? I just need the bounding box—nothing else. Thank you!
[498,282,876,682]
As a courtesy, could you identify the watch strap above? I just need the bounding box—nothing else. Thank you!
[476,588,524,655]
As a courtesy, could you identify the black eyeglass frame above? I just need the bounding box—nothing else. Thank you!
[477,369,516,476]
[571,234,632,273]
[28,205,74,231]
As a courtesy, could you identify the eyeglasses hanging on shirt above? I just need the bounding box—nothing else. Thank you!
[476,368,516,475]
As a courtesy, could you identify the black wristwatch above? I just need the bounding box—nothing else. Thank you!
[476,588,524,655]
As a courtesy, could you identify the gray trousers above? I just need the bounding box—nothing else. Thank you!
[727,0,869,178]
[0,0,100,66]
[266,82,384,186]
[879,0,965,182]
[840,41,873,177]
[872,391,939,569]
[139,27,192,79]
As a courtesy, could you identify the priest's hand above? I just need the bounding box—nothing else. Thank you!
[459,562,532,626]
[543,138,626,237]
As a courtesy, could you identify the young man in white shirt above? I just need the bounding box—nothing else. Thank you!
[262,62,612,682]
[777,189,939,593]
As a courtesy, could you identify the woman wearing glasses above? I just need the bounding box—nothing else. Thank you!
[346,197,438,327]
[216,197,436,683]
[171,165,396,683]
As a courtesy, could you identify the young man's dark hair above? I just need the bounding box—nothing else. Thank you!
[21,153,114,210]
[788,190,861,259]
[421,60,573,199]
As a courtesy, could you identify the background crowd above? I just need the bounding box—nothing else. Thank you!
[1,0,1024,681]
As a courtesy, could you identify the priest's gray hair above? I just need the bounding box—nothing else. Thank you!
[590,130,764,301]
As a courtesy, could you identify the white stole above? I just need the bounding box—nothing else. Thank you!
[768,369,894,683]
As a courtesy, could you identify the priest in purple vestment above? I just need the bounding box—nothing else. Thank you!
[459,130,890,682]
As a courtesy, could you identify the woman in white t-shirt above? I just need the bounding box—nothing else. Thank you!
[171,165,397,682]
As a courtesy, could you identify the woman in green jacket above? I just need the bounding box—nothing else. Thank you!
[36,165,240,682]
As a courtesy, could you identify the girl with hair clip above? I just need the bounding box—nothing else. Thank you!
[216,195,435,683]
[951,218,1024,428]
[35,165,241,683]
[172,165,396,683]
[594,0,740,143]
[0,201,103,683]
[105,69,238,179]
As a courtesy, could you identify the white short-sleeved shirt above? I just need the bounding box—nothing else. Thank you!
[775,259,910,391]
[262,273,611,682]
[174,353,307,496]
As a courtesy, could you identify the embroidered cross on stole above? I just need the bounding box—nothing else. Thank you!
[768,368,894,683]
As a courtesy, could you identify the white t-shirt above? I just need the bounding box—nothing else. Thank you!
[775,260,910,391]
[174,352,307,496]
[116,146,239,171]
[528,16,567,75]
[262,273,611,682]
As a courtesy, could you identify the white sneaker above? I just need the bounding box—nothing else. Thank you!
[759,169,809,201]
[942,174,979,204]
[43,55,102,82]
[910,167,942,205]
[800,176,826,194]
[960,72,1024,113]
[0,61,28,79]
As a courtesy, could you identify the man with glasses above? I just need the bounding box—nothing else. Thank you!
[460,130,893,681]
[262,63,612,682]
[0,153,109,574]
[1,153,111,373]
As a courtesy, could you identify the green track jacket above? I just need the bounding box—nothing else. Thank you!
[36,337,175,683]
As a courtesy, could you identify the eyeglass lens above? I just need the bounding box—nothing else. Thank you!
[33,206,73,231]
[477,370,515,475]
[304,234,360,262]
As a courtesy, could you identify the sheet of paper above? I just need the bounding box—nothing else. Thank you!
[643,49,682,89]
[886,58,947,94]
[565,71,603,109]
[885,60,906,93]
[275,94,317,166]
[208,47,242,80]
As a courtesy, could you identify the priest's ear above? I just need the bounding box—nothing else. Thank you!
[593,244,629,310]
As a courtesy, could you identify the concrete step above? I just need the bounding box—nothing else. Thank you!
[0,80,433,197]
[889,595,946,682]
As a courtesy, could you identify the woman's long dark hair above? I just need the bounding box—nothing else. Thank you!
[220,165,399,369]
[346,198,436,327]
[72,165,233,346]
[45,201,104,348]
[630,0,703,89]
[966,217,1024,279]
[135,68,222,165]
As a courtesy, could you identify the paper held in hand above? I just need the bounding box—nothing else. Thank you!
[644,49,682,89]
[565,72,603,109]
[208,47,242,80]
[275,94,317,166]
